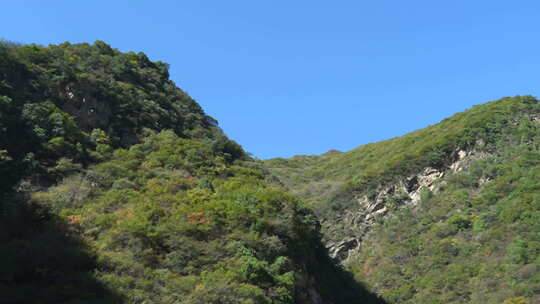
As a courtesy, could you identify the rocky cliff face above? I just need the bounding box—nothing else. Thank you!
[326,148,489,261]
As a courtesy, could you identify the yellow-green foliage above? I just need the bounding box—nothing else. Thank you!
[266,96,540,214]
[347,136,540,303]
[5,38,540,303]
[0,40,241,190]
[23,130,381,303]
[503,297,530,304]
[1,40,381,304]
[31,131,316,303]
[266,96,540,304]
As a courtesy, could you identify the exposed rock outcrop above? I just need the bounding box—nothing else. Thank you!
[326,149,488,261]
[327,238,359,261]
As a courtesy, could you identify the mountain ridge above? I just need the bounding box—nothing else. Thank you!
[0,40,383,304]
[1,39,538,304]
[264,96,540,304]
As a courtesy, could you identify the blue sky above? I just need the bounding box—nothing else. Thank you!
[3,1,540,158]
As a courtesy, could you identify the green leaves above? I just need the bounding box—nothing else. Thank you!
[0,41,233,191]
[350,143,540,303]
[507,238,532,265]
[1,40,383,303]
[23,130,321,303]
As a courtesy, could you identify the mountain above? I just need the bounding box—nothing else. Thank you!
[0,41,383,304]
[2,39,538,304]
[264,96,540,304]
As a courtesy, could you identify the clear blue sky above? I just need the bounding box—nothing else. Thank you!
[3,1,540,158]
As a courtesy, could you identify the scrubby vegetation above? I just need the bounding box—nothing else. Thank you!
[0,40,383,303]
[266,96,540,303]
[0,39,240,190]
[348,144,540,303]
[266,96,540,213]
[28,131,329,302]
[2,38,538,303]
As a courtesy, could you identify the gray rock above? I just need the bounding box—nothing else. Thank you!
[325,148,490,262]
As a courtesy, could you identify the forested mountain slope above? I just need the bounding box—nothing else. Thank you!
[265,96,540,304]
[0,39,240,190]
[0,41,383,304]
[2,39,538,304]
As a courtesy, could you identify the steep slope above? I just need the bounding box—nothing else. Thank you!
[28,131,369,303]
[0,40,241,190]
[0,41,383,303]
[348,140,540,304]
[265,96,540,303]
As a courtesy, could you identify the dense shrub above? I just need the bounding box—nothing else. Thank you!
[265,96,540,304]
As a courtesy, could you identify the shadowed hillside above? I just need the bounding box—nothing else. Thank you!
[0,191,123,303]
[0,40,384,304]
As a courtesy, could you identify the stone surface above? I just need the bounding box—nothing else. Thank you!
[328,238,359,260]
[326,149,489,261]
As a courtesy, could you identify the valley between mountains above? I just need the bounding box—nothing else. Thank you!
[1,41,538,304]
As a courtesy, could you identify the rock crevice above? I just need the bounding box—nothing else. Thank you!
[326,149,488,260]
